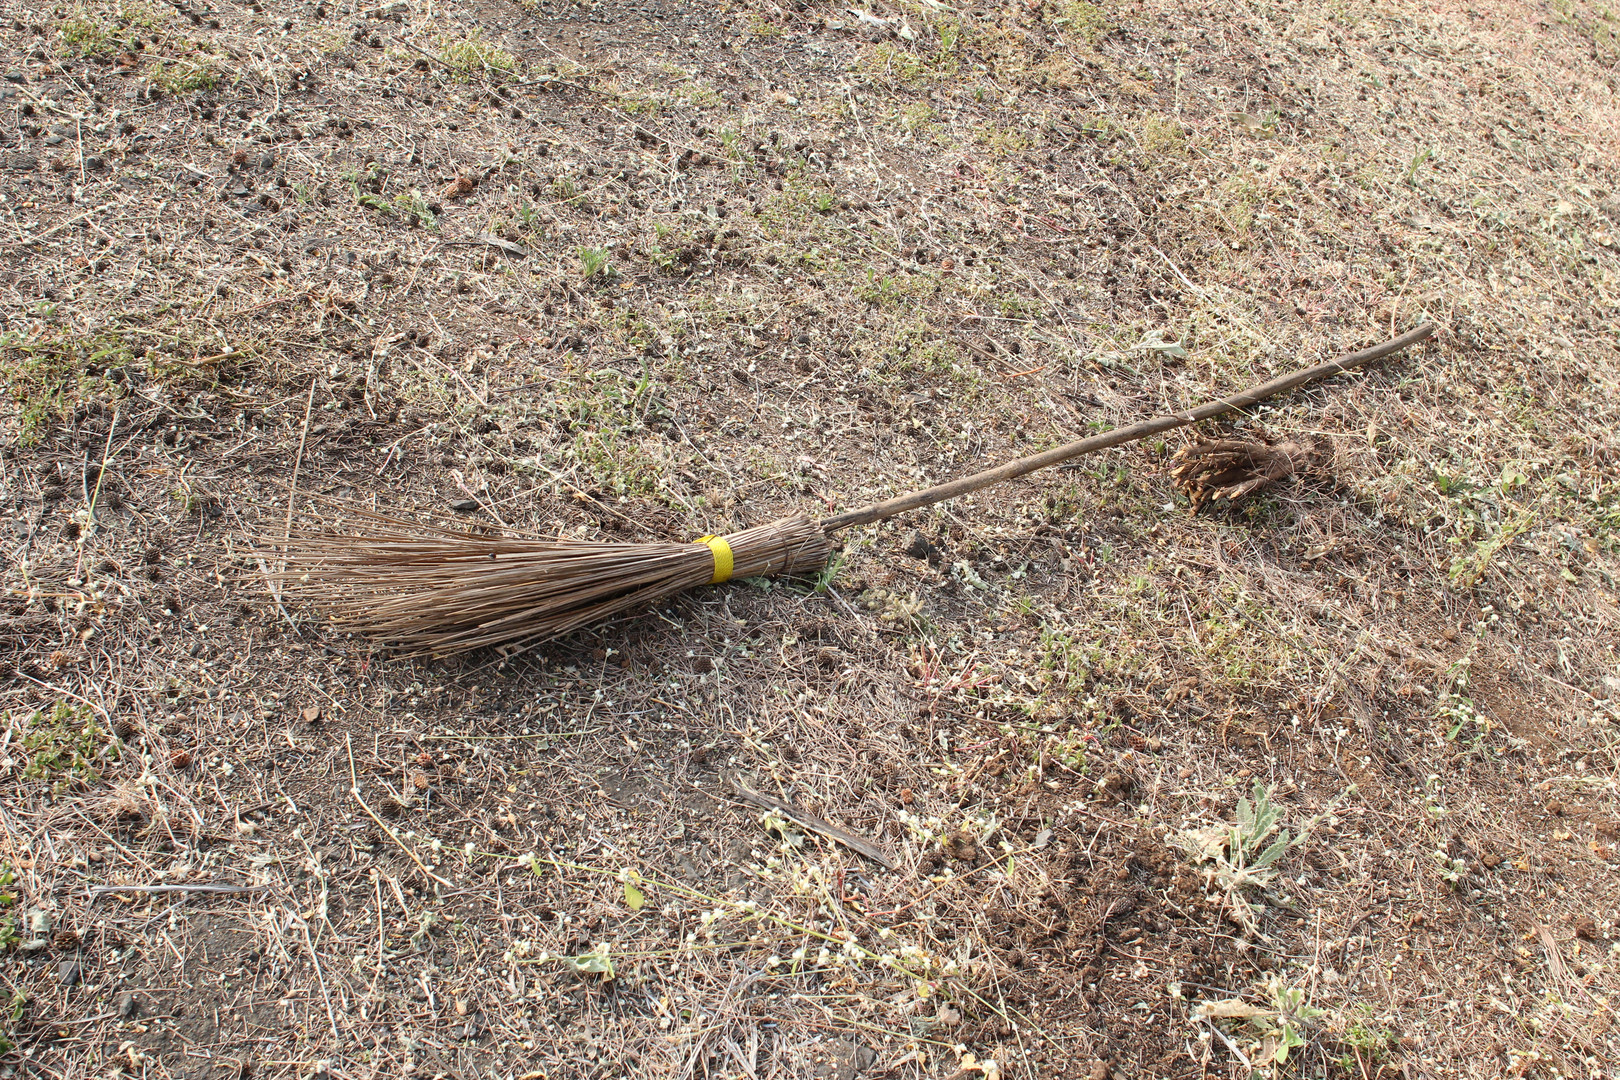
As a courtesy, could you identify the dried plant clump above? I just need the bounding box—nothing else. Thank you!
[1169,435,1328,512]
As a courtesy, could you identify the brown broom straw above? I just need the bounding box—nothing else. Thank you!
[277,322,1434,655]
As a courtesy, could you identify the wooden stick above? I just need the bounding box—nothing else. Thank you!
[821,322,1435,533]
[723,775,898,871]
[87,883,267,900]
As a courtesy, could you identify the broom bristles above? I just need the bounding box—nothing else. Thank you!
[268,512,833,656]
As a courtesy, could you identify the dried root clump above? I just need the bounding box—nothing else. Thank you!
[1169,434,1329,512]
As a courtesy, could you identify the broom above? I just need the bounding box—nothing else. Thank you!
[276,322,1434,655]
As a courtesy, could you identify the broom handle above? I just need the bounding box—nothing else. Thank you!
[819,321,1435,534]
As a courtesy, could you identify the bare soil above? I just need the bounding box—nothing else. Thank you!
[3,0,1619,1077]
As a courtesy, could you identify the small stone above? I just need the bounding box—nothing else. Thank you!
[449,499,480,513]
[901,529,937,561]
[84,155,105,170]
[58,961,80,986]
[117,991,138,1017]
[302,705,321,722]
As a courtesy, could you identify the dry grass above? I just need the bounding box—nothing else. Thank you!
[2,0,1619,1077]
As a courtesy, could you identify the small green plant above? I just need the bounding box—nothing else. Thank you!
[1139,114,1186,156]
[345,163,395,215]
[409,910,440,951]
[439,34,516,80]
[393,189,436,228]
[1335,1014,1397,1070]
[355,191,392,214]
[1448,510,1534,589]
[152,58,220,93]
[811,552,847,595]
[1086,328,1189,370]
[1037,621,1098,692]
[1436,659,1495,754]
[0,986,22,1054]
[0,864,18,952]
[1404,145,1435,186]
[19,703,117,791]
[1176,781,1300,934]
[857,269,914,306]
[1057,1,1113,45]
[59,10,116,57]
[578,246,613,281]
[2,330,124,445]
[1194,978,1324,1069]
[1049,729,1091,771]
[746,12,786,37]
[1431,847,1469,889]
[550,176,583,203]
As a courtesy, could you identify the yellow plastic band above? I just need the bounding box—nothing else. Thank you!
[696,535,733,584]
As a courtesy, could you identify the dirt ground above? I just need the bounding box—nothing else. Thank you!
[2,0,1619,1076]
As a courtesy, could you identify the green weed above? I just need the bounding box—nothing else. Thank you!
[19,703,118,792]
[439,34,516,80]
[1334,1015,1397,1071]
[578,247,614,281]
[59,11,117,57]
[152,57,220,93]
[0,865,16,953]
[1,329,124,446]
[1058,1,1113,46]
[394,189,436,228]
[1448,510,1534,589]
[1139,114,1186,156]
[1404,145,1435,186]
[1038,622,1100,692]
[1176,781,1304,934]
